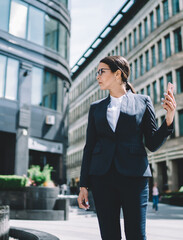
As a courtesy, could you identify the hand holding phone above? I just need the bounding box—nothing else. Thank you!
[167,82,174,94]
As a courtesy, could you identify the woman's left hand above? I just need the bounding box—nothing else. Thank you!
[161,90,176,126]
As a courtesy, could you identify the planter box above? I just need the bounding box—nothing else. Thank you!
[26,187,59,210]
[0,190,26,210]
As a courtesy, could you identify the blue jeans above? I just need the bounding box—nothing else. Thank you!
[152,195,159,211]
[90,162,149,240]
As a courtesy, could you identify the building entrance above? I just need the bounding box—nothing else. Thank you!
[0,131,16,175]
[29,150,63,185]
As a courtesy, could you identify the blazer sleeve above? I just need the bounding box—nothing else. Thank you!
[80,104,97,187]
[142,96,174,152]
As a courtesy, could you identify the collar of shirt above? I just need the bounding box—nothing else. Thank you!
[109,95,124,107]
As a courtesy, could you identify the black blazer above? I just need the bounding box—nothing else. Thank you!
[80,90,173,187]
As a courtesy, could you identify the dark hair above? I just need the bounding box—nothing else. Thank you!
[100,56,135,93]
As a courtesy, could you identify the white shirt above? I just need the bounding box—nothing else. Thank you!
[107,95,124,132]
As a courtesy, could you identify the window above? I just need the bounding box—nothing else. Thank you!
[144,18,148,38]
[59,24,68,59]
[159,77,164,100]
[5,58,19,100]
[51,93,57,110]
[166,72,172,84]
[135,59,138,79]
[146,84,151,97]
[163,0,169,21]
[165,34,171,58]
[145,50,150,72]
[31,67,43,106]
[140,55,144,76]
[158,40,163,63]
[124,38,127,56]
[178,109,183,136]
[151,45,156,67]
[28,6,44,45]
[176,67,183,93]
[133,28,137,47]
[58,0,68,8]
[0,0,10,31]
[141,89,144,94]
[0,55,19,100]
[139,23,143,42]
[150,11,154,32]
[153,81,157,104]
[43,95,49,108]
[174,27,182,53]
[129,33,132,51]
[172,0,180,15]
[9,0,28,38]
[45,15,58,51]
[156,5,161,27]
[112,50,115,56]
[120,42,123,56]
[115,46,119,55]
[0,55,7,98]
[130,63,133,82]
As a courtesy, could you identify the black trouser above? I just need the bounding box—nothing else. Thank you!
[89,162,149,240]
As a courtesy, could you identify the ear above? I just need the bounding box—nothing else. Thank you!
[115,69,121,78]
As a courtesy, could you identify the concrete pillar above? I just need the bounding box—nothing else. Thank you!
[167,160,179,191]
[14,62,32,176]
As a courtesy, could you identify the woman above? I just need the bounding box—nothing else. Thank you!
[152,182,159,212]
[77,56,176,240]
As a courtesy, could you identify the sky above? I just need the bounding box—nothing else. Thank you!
[70,0,125,67]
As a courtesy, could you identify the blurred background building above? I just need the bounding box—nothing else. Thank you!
[0,0,71,184]
[67,0,183,193]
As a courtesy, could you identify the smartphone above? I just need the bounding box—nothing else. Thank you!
[167,82,174,93]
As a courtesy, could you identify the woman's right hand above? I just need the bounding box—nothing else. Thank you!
[77,187,90,210]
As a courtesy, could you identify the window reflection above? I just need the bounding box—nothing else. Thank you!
[5,58,19,100]
[59,24,68,59]
[45,15,58,51]
[9,0,28,38]
[0,55,6,97]
[0,0,10,31]
[28,7,44,45]
[31,68,60,111]
[31,67,43,106]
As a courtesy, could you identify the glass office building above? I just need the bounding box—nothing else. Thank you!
[0,0,71,184]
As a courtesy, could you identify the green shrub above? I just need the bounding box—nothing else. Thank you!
[0,175,27,190]
[28,164,53,186]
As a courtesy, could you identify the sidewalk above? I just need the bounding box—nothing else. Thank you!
[10,202,183,240]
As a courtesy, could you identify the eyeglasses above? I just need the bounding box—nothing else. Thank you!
[96,68,111,77]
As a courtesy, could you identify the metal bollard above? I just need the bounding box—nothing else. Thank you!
[0,206,9,240]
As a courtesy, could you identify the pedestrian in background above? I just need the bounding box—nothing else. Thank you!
[152,182,159,212]
[78,56,176,240]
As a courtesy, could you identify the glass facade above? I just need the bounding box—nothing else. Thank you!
[145,50,150,72]
[0,0,10,31]
[176,67,183,94]
[31,67,62,111]
[28,6,44,45]
[174,27,182,53]
[150,11,154,32]
[172,0,180,15]
[163,0,169,21]
[9,0,28,38]
[178,109,183,136]
[151,45,156,67]
[0,0,69,60]
[120,42,123,56]
[159,77,164,99]
[165,34,171,58]
[0,54,19,100]
[156,5,161,27]
[153,81,157,104]
[158,40,163,63]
